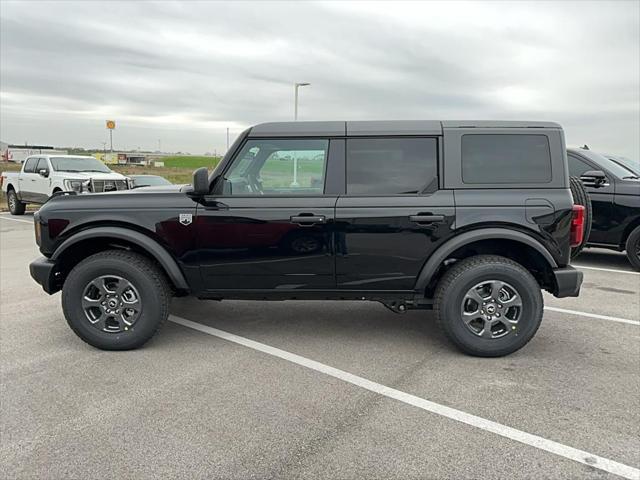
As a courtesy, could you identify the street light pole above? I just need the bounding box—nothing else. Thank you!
[292,82,310,187]
[294,82,310,121]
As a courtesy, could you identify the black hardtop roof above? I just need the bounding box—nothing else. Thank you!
[248,120,562,137]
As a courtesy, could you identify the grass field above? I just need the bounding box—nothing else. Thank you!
[161,156,221,169]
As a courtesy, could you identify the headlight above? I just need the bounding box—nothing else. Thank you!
[64,179,87,193]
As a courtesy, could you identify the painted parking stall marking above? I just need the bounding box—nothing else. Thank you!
[0,215,33,224]
[544,306,639,326]
[574,264,640,276]
[169,315,640,480]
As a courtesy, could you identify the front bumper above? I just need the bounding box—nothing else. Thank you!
[552,266,583,298]
[29,256,60,294]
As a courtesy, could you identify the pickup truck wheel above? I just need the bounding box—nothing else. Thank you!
[625,226,640,271]
[61,250,170,350]
[7,189,26,215]
[434,255,543,357]
[569,176,592,258]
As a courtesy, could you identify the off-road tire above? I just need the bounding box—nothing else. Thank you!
[7,189,26,215]
[569,176,592,258]
[625,226,640,271]
[62,250,170,350]
[434,255,543,357]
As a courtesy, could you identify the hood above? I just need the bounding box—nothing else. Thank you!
[108,184,186,194]
[63,171,128,180]
[615,178,640,196]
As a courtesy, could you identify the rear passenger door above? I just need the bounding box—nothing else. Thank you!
[335,136,455,291]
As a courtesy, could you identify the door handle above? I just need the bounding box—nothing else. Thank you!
[290,214,325,226]
[409,214,445,224]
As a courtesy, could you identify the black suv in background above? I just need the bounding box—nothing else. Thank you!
[567,147,640,270]
[30,121,584,356]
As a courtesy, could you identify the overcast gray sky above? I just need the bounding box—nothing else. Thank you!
[1,0,638,157]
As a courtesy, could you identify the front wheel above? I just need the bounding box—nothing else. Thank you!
[625,226,640,272]
[434,255,543,357]
[7,189,26,215]
[61,250,170,350]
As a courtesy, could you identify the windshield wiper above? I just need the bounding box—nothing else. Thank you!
[622,175,639,179]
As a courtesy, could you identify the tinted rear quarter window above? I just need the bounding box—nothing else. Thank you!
[346,137,437,195]
[461,134,552,184]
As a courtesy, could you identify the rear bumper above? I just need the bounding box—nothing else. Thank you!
[552,266,583,298]
[29,256,59,294]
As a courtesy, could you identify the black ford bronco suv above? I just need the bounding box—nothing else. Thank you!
[29,121,584,356]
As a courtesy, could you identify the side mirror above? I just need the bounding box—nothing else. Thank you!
[38,169,49,178]
[189,167,209,196]
[580,170,608,188]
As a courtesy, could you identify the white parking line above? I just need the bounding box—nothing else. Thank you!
[574,264,640,276]
[169,314,640,480]
[0,216,33,224]
[545,306,639,326]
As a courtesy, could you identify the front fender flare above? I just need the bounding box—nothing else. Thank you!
[51,227,190,291]
[414,228,558,291]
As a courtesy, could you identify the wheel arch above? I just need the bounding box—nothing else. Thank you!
[415,228,558,297]
[621,217,640,250]
[51,227,189,293]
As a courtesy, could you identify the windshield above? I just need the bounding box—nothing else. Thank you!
[50,157,111,173]
[580,151,639,179]
[605,154,639,176]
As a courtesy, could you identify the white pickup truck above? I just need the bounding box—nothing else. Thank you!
[1,155,131,215]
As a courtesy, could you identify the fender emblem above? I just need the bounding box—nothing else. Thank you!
[179,213,192,226]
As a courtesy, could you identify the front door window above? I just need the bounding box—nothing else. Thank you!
[223,139,328,196]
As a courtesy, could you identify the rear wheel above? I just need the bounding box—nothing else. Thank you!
[7,189,26,215]
[62,250,170,350]
[569,176,592,258]
[434,255,543,357]
[625,226,640,271]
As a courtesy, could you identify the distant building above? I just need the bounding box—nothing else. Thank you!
[93,151,163,166]
[1,144,68,163]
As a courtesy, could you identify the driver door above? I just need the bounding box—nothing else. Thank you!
[196,138,337,291]
[33,157,51,202]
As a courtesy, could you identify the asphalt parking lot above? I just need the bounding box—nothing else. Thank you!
[1,213,639,479]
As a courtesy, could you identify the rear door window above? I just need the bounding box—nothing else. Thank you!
[461,134,552,184]
[345,137,438,195]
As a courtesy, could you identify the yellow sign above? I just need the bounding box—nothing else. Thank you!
[106,120,116,130]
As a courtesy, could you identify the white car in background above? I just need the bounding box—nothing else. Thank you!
[1,155,131,215]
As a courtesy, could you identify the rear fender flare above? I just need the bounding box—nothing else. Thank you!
[414,228,558,291]
[51,226,189,290]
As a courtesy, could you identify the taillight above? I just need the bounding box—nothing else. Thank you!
[570,205,585,247]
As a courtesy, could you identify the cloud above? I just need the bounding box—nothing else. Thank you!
[1,0,638,157]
